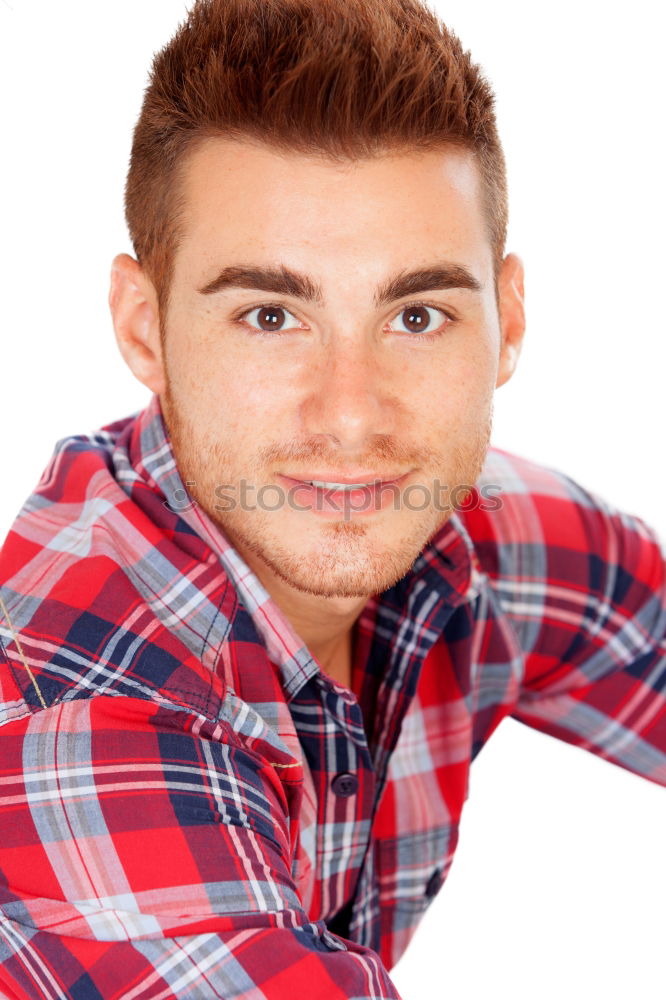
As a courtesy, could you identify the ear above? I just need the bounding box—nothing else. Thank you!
[495,252,525,389]
[108,253,166,394]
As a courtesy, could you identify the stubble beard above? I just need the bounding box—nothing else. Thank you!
[161,381,492,599]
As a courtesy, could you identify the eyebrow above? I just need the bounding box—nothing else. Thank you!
[197,261,483,307]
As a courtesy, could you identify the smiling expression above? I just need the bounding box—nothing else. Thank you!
[112,136,524,601]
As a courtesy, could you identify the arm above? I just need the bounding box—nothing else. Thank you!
[508,473,666,786]
[0,694,402,999]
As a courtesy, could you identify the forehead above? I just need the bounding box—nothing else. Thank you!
[176,136,493,281]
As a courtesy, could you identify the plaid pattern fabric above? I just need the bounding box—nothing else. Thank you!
[0,391,664,999]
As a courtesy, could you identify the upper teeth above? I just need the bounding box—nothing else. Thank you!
[307,480,379,490]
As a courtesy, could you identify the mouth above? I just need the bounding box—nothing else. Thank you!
[276,470,414,517]
[279,472,410,488]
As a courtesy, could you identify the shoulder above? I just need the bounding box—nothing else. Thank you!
[0,418,226,723]
[471,443,610,541]
[461,445,664,632]
[462,444,663,581]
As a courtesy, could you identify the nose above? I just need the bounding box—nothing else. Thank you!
[299,333,400,452]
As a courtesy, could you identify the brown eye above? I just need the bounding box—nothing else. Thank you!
[402,306,430,333]
[239,304,302,334]
[389,304,450,337]
[256,306,286,330]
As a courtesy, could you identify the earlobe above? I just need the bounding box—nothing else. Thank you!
[108,252,166,395]
[495,252,526,389]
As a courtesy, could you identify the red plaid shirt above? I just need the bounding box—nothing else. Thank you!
[0,392,664,999]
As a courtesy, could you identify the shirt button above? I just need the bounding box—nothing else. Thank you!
[424,867,444,899]
[331,772,359,797]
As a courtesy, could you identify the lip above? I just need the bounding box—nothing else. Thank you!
[279,472,408,485]
[276,470,414,519]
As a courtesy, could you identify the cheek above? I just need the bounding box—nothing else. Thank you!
[199,369,289,455]
[419,347,496,416]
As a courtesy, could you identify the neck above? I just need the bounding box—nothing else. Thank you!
[230,537,367,683]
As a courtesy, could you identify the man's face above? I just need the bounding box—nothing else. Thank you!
[138,138,521,600]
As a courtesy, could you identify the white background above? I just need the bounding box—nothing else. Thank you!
[1,1,664,998]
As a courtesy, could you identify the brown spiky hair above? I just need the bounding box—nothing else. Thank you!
[124,0,508,330]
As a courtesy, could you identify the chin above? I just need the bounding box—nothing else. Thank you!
[270,560,409,600]
[229,510,442,599]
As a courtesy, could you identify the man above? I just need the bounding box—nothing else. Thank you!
[0,0,663,997]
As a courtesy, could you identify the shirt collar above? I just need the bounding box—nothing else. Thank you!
[123,392,482,699]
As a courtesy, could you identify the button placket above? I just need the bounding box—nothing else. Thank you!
[424,866,444,899]
[331,771,359,797]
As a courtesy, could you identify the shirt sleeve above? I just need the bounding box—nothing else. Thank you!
[508,474,666,787]
[0,694,402,1000]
